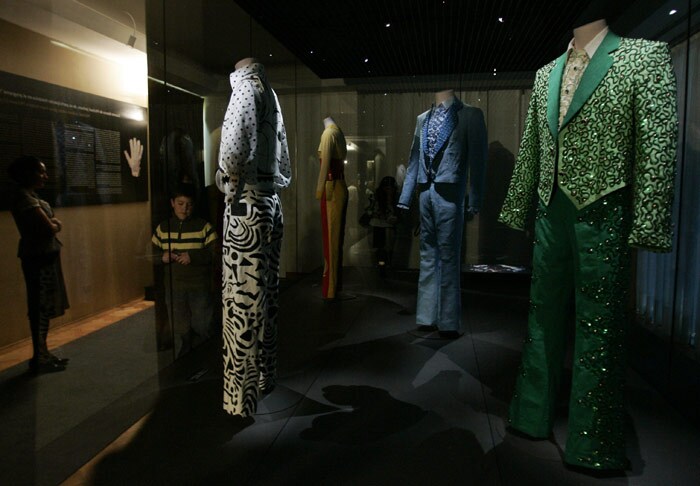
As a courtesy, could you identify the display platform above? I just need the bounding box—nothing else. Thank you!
[255,385,304,416]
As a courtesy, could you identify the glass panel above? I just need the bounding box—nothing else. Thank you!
[0,0,161,482]
[634,3,700,361]
[2,1,699,482]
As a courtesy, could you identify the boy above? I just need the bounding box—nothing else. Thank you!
[152,184,217,357]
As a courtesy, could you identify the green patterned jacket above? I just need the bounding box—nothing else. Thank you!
[499,32,678,252]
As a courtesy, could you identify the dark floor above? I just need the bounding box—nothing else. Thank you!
[1,267,699,485]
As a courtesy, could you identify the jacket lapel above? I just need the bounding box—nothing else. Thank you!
[433,101,460,157]
[559,31,621,130]
[547,52,567,138]
[421,108,432,162]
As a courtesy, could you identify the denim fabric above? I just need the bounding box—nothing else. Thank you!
[416,183,465,331]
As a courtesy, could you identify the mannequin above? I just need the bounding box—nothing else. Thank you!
[235,57,256,70]
[434,89,455,106]
[397,89,487,338]
[316,115,348,299]
[499,18,678,472]
[217,57,292,417]
[572,19,607,48]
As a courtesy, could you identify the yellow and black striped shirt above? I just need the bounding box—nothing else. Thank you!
[152,216,217,289]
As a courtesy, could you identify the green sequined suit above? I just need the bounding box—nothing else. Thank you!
[499,32,677,470]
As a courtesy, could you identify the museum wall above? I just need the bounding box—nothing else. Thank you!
[0,20,152,348]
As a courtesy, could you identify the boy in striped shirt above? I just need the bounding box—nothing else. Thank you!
[152,183,218,357]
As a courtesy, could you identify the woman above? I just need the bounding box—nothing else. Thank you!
[8,156,69,373]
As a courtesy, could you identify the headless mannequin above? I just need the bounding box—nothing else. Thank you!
[573,19,607,49]
[220,53,292,417]
[503,11,679,471]
[317,115,348,299]
[435,89,455,105]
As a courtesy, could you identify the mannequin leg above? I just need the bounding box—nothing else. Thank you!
[320,180,348,299]
[433,184,464,331]
[258,194,283,394]
[320,189,332,298]
[565,191,631,470]
[327,180,348,297]
[416,187,439,326]
[509,194,574,437]
[222,188,278,417]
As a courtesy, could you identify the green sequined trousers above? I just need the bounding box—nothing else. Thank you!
[508,188,631,470]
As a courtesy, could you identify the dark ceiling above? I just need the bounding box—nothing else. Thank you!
[149,0,681,83]
[233,0,641,79]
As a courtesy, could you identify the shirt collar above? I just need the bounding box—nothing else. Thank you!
[567,26,609,59]
[230,62,266,88]
[433,95,456,112]
[440,96,455,109]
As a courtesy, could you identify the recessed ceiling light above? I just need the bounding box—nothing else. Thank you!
[310,50,314,54]
[385,23,391,28]
[669,9,678,15]
[498,17,504,23]
[364,58,369,63]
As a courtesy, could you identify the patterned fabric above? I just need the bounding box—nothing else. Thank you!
[559,49,590,127]
[222,187,283,417]
[502,29,679,473]
[218,62,291,203]
[420,101,460,179]
[152,215,217,356]
[509,189,632,470]
[426,104,448,158]
[22,253,69,324]
[499,33,678,252]
[219,62,291,417]
[152,216,217,289]
[398,99,487,210]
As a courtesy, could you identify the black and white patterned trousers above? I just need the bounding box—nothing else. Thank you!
[222,187,283,417]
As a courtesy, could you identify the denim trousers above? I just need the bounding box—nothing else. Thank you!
[416,182,465,331]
